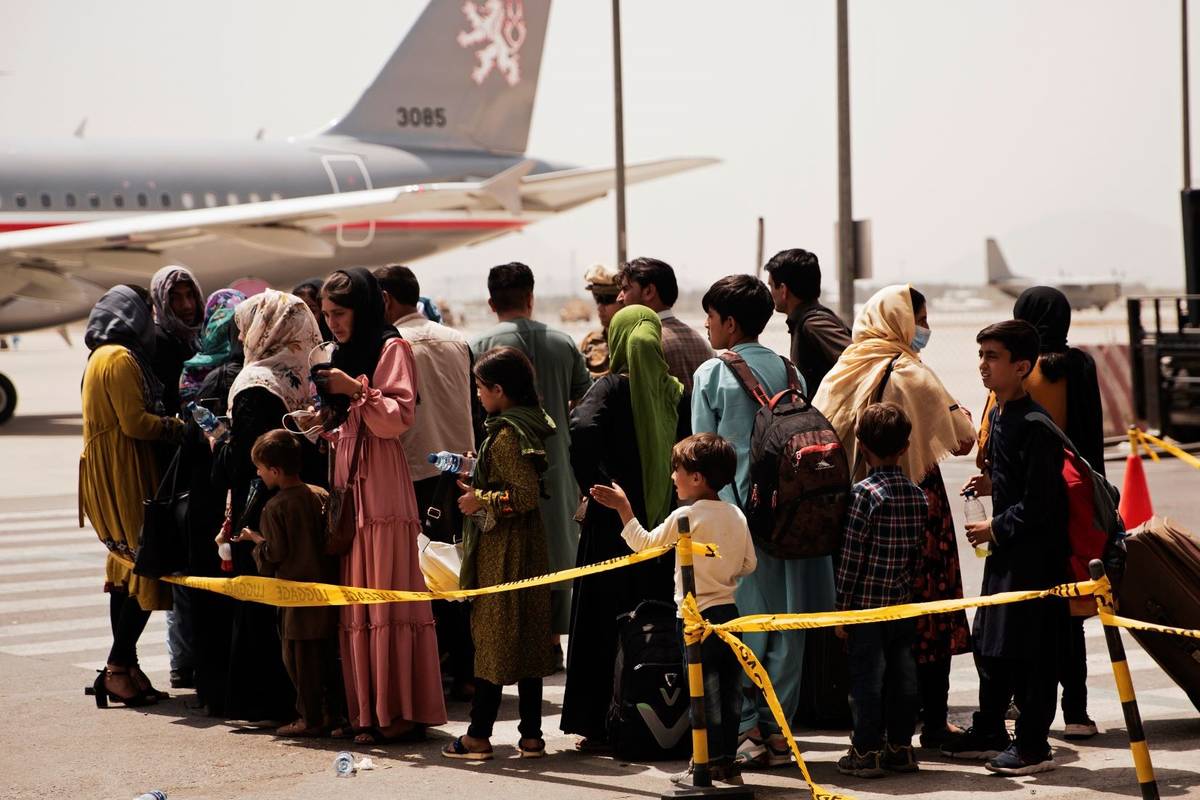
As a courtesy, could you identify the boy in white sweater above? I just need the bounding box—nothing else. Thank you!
[591,432,757,786]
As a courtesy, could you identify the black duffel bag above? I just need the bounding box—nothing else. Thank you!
[134,447,190,578]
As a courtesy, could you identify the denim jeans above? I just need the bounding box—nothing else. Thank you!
[846,618,919,752]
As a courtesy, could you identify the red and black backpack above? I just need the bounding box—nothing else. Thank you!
[720,352,851,559]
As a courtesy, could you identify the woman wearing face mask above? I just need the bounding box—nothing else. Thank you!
[317,268,447,745]
[813,284,976,749]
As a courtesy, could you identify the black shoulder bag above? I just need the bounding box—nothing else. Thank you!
[134,447,190,578]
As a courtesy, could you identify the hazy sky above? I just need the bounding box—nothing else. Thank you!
[0,1,1191,298]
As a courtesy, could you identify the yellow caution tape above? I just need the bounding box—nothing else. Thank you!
[1132,428,1200,470]
[117,540,719,607]
[681,595,854,800]
[1100,611,1200,640]
[701,580,1099,637]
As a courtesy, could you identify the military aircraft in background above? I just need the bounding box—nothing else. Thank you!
[0,0,716,423]
[986,238,1122,312]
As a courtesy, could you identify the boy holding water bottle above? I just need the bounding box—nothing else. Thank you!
[941,321,1068,775]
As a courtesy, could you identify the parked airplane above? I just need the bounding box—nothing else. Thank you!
[0,0,715,423]
[986,238,1122,312]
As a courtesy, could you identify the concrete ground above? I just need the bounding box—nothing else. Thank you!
[1,321,1198,800]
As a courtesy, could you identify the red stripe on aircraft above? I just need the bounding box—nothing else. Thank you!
[0,219,528,234]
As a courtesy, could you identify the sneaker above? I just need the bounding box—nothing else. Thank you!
[881,743,919,773]
[919,722,963,749]
[837,747,886,778]
[985,744,1055,775]
[734,733,792,769]
[669,761,745,787]
[940,726,1011,760]
[1063,719,1099,740]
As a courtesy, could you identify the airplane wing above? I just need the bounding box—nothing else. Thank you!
[0,157,718,283]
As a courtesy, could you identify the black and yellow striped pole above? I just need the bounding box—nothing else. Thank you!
[668,516,754,799]
[1089,559,1160,800]
[679,515,714,789]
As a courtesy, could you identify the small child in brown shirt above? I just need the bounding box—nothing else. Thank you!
[238,430,339,737]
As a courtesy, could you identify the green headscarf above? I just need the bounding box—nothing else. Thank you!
[607,305,683,527]
[460,404,557,590]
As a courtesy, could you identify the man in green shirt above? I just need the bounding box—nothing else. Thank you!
[471,263,592,648]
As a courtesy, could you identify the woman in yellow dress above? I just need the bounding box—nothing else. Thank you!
[79,285,185,707]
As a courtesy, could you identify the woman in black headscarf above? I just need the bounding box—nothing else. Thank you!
[317,268,447,743]
[977,285,1105,740]
[80,285,185,707]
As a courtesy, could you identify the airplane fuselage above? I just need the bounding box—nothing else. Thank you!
[992,278,1122,311]
[0,136,566,331]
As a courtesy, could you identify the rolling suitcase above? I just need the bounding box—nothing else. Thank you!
[1116,516,1200,713]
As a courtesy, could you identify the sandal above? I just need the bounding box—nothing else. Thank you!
[328,724,355,739]
[518,737,546,758]
[574,737,610,753]
[442,736,494,761]
[276,719,325,738]
[131,663,170,701]
[354,725,427,745]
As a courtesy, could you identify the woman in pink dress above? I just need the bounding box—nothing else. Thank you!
[317,267,447,744]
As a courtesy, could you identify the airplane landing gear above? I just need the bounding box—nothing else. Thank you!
[0,372,16,425]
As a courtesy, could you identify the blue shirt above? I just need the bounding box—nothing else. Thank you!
[690,342,805,507]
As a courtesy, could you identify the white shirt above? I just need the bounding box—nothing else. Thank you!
[657,308,676,321]
[620,500,757,615]
[394,312,475,481]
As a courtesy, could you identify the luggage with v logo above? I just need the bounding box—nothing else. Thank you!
[606,600,690,760]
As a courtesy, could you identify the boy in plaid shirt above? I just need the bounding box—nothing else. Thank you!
[835,402,927,778]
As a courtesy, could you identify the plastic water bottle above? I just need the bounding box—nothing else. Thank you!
[218,541,233,573]
[427,451,476,477]
[188,401,228,442]
[133,792,167,800]
[334,751,356,777]
[964,490,990,558]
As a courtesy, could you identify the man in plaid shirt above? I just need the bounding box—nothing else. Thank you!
[835,402,927,779]
[617,257,713,393]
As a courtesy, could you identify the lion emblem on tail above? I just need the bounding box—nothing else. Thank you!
[457,0,527,86]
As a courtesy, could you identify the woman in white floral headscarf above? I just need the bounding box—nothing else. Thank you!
[213,289,324,722]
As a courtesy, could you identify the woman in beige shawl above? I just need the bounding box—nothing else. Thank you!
[813,284,976,749]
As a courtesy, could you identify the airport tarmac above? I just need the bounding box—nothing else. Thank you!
[1,300,1197,800]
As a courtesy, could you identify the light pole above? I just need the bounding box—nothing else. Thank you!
[612,0,628,266]
[836,0,855,324]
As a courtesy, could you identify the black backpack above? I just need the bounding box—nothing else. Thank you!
[606,600,690,761]
[720,352,851,560]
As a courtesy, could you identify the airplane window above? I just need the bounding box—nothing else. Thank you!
[226,192,239,205]
[181,192,194,209]
[66,193,77,208]
[14,193,26,208]
[248,192,261,203]
[160,193,171,208]
[40,193,51,208]
[113,193,125,208]
[136,193,148,208]
[88,193,100,208]
[270,192,282,201]
[204,192,218,208]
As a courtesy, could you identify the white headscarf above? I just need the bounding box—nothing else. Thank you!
[813,284,975,483]
[228,289,320,413]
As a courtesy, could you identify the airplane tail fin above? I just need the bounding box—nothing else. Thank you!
[986,238,1014,283]
[322,0,551,155]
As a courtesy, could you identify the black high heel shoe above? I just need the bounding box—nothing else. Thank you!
[84,667,156,708]
[131,663,169,701]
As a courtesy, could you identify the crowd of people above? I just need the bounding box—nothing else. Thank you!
[76,250,1105,787]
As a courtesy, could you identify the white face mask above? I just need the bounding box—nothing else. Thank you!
[911,325,932,352]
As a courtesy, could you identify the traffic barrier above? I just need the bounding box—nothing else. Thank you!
[1080,344,1135,438]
